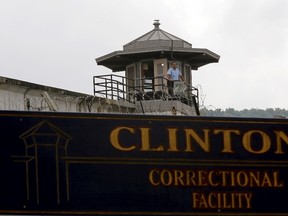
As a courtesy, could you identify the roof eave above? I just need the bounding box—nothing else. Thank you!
[96,47,220,72]
[95,50,124,64]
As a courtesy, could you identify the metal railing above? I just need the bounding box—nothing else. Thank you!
[93,74,133,101]
[93,74,199,110]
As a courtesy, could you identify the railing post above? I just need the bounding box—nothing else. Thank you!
[122,76,125,101]
[93,76,95,95]
[117,81,119,100]
[111,74,113,100]
[105,78,108,99]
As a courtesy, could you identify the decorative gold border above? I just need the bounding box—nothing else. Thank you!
[1,210,288,215]
[63,157,288,167]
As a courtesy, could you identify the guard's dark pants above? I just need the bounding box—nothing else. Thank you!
[167,80,174,96]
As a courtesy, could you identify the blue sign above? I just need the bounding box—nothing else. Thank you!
[0,111,288,215]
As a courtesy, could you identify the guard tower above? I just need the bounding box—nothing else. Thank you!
[94,20,220,115]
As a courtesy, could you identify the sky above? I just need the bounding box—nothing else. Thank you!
[0,0,287,110]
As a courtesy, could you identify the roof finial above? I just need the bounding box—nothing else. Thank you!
[153,20,160,29]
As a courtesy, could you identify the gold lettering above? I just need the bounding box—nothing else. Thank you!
[140,128,164,151]
[242,130,271,154]
[273,171,284,187]
[208,193,217,208]
[149,169,284,188]
[237,171,249,187]
[235,193,242,208]
[214,129,240,153]
[208,171,219,186]
[192,192,252,209]
[110,127,136,151]
[199,193,208,208]
[110,127,288,154]
[160,170,173,186]
[244,193,252,208]
[261,172,273,187]
[223,193,231,208]
[248,171,284,187]
[249,171,260,186]
[149,169,160,186]
[184,129,210,152]
[192,192,200,208]
[230,171,236,186]
[186,171,197,186]
[167,128,179,151]
[219,171,231,186]
[174,170,185,186]
[217,192,222,208]
[198,171,208,186]
[231,193,235,208]
[274,131,288,154]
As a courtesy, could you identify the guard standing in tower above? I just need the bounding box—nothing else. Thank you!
[167,62,183,96]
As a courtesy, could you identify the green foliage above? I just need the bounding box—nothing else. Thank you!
[200,107,288,118]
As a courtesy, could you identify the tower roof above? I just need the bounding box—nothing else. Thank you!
[123,20,192,50]
[96,20,220,72]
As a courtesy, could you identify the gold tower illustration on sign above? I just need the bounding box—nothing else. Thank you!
[13,120,72,204]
